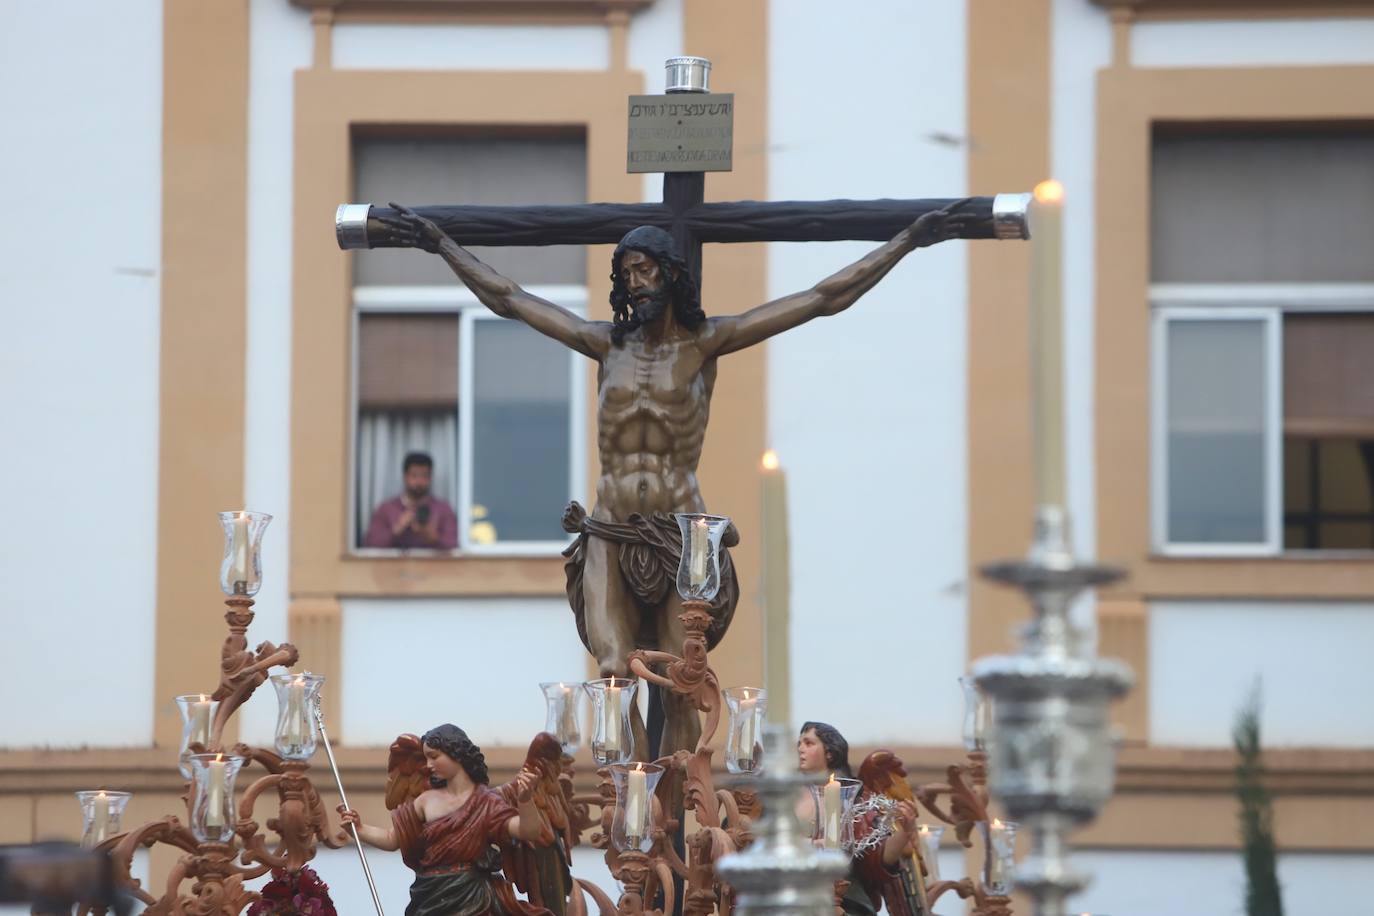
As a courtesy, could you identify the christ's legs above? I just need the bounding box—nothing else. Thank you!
[583,533,650,759]
[656,593,703,757]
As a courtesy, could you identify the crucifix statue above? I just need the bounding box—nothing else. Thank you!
[336,58,1030,761]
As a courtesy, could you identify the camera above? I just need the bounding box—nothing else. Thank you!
[0,843,135,915]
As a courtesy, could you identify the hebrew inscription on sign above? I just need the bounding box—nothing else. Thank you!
[626,93,734,174]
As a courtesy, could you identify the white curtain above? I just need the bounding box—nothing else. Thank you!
[355,409,460,547]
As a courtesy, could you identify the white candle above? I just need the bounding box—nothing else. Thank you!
[688,517,709,587]
[189,695,212,747]
[602,682,622,753]
[761,451,790,728]
[558,684,579,744]
[229,513,250,587]
[919,824,943,882]
[284,677,306,745]
[822,774,842,849]
[986,818,1013,891]
[205,757,227,828]
[92,791,110,844]
[624,763,647,839]
[736,696,758,762]
[1029,180,1066,508]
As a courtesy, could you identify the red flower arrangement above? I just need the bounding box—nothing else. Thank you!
[247,865,339,916]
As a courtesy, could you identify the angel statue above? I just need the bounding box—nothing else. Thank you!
[339,725,565,916]
[856,750,934,916]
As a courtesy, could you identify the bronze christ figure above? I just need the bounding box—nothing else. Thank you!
[377,202,970,758]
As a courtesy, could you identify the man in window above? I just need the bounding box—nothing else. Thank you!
[363,451,458,550]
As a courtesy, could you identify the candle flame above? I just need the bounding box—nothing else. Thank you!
[634,762,643,772]
[1033,179,1064,204]
[761,449,780,471]
[918,824,930,835]
[215,753,224,763]
[826,773,838,787]
[200,694,208,702]
[993,818,1004,828]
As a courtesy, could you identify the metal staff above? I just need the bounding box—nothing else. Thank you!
[312,696,386,916]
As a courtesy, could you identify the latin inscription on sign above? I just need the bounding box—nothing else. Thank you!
[626,93,734,174]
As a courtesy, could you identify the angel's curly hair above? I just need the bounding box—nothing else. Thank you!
[609,226,705,346]
[801,721,853,779]
[422,723,489,786]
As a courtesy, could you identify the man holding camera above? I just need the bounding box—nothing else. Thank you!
[362,451,458,550]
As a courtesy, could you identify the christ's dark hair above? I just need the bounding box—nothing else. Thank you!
[403,451,433,473]
[422,723,489,786]
[801,721,853,779]
[609,226,705,346]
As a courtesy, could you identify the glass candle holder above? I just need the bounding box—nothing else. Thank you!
[610,762,665,853]
[960,674,991,753]
[75,790,132,848]
[218,510,271,596]
[188,754,245,843]
[673,513,731,602]
[540,681,585,756]
[271,672,324,760]
[723,686,767,775]
[585,677,636,765]
[918,824,945,882]
[176,694,220,778]
[808,776,862,852]
[981,818,1018,896]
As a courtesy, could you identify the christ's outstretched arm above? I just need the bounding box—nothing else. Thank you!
[702,200,971,358]
[378,204,612,360]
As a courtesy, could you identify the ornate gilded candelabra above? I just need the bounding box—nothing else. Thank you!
[76,512,356,915]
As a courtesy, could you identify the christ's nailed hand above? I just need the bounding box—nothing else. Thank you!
[373,202,446,253]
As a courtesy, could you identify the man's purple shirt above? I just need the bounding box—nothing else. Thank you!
[363,496,459,550]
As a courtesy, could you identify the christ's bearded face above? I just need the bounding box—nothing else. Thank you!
[620,249,674,325]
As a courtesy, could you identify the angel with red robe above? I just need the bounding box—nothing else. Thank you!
[339,725,561,916]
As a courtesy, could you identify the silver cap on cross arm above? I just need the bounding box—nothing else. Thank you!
[336,203,373,250]
[992,192,1033,240]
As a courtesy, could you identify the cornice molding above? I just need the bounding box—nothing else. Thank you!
[288,0,653,18]
[1090,0,1374,18]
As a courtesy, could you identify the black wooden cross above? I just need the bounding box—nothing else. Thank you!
[337,170,1027,289]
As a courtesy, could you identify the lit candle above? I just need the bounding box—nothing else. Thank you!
[624,763,647,840]
[760,450,790,728]
[558,683,579,745]
[189,695,212,747]
[688,517,709,587]
[822,773,842,849]
[986,818,1012,891]
[736,694,758,762]
[284,676,308,746]
[92,791,110,844]
[229,512,250,588]
[205,756,227,828]
[919,824,942,882]
[1029,180,1066,508]
[602,681,622,753]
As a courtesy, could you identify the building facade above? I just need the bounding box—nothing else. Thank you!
[2,0,1372,912]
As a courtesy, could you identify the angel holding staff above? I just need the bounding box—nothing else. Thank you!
[339,724,563,916]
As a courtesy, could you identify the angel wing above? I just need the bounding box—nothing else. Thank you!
[499,732,573,912]
[858,748,914,803]
[385,733,430,811]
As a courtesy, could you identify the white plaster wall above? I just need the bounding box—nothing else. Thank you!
[768,0,969,744]
[333,23,610,71]
[1133,18,1374,69]
[627,0,683,202]
[237,0,315,747]
[340,598,588,746]
[1071,848,1374,916]
[0,1,162,747]
[1150,601,1374,747]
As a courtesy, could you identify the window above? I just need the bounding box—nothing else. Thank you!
[1150,128,1374,554]
[351,133,587,553]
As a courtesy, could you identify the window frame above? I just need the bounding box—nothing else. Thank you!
[350,283,588,557]
[1150,283,1374,557]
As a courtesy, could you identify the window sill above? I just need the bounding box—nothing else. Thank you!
[295,551,568,597]
[1149,549,1374,561]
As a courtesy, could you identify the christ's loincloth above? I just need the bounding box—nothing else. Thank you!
[561,501,739,652]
